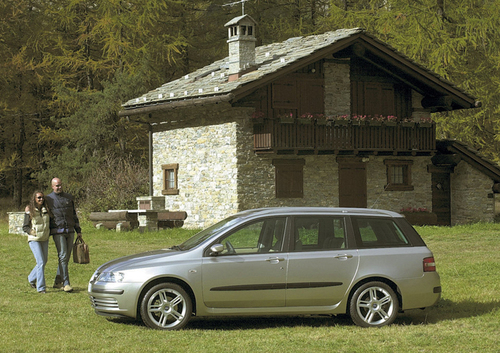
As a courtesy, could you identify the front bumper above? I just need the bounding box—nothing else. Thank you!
[88,282,142,319]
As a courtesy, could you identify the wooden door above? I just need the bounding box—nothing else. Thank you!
[432,170,452,226]
[339,162,367,208]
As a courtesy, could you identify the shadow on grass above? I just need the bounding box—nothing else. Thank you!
[398,298,500,325]
[105,298,500,330]
[107,315,354,330]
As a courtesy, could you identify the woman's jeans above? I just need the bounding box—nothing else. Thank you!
[28,240,49,292]
[53,232,74,286]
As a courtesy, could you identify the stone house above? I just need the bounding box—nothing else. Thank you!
[119,15,498,229]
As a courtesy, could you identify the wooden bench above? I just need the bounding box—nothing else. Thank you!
[157,211,188,229]
[89,211,139,230]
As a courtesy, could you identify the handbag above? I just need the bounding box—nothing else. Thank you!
[73,236,90,264]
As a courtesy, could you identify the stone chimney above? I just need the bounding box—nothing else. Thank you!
[225,15,257,81]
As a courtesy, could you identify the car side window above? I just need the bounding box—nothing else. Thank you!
[292,216,346,252]
[353,217,410,248]
[219,217,286,255]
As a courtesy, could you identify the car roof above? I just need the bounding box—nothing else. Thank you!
[235,207,403,219]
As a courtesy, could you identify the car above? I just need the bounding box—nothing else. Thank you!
[88,207,441,329]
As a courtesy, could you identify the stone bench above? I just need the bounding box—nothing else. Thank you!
[157,211,188,229]
[89,211,139,230]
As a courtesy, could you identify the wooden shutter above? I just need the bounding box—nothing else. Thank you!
[299,79,324,115]
[363,82,395,116]
[272,80,297,109]
[273,159,304,198]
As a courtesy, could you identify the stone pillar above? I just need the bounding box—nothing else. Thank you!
[137,211,159,232]
[8,212,25,235]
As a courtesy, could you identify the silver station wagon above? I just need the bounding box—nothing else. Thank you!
[88,207,441,329]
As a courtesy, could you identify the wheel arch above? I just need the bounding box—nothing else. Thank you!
[136,277,197,320]
[346,277,402,313]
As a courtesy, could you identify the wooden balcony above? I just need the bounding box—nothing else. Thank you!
[253,120,436,155]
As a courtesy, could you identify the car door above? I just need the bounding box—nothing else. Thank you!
[201,217,288,308]
[285,216,359,307]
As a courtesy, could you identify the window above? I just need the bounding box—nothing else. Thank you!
[384,160,414,191]
[352,217,410,248]
[218,218,286,255]
[273,159,304,198]
[292,217,346,252]
[162,164,179,195]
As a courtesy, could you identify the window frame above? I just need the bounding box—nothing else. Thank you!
[162,163,179,195]
[384,159,414,191]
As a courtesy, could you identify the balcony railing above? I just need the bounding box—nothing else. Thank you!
[253,119,436,154]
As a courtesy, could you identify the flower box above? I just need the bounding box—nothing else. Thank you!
[316,119,328,125]
[334,120,349,126]
[279,116,294,124]
[298,118,312,125]
[368,121,382,126]
[384,121,397,127]
[418,122,433,128]
[252,118,264,125]
[402,122,415,128]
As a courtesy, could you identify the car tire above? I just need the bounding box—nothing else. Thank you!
[140,282,192,330]
[349,281,399,327]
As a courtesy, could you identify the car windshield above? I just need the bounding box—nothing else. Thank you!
[178,216,241,251]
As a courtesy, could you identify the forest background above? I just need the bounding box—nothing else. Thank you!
[1,0,499,214]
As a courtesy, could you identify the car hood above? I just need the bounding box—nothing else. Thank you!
[97,249,182,272]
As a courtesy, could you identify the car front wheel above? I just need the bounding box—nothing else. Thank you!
[140,282,192,330]
[349,281,399,327]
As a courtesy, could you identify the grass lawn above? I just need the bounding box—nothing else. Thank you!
[1,221,499,353]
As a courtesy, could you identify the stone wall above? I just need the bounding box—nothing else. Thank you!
[366,156,432,212]
[152,105,252,229]
[324,61,350,117]
[237,137,433,215]
[450,160,495,224]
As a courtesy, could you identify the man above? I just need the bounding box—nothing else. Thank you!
[45,178,82,292]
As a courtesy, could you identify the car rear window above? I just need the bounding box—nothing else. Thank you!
[352,217,411,248]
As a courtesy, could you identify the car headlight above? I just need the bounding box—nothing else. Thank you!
[97,271,125,283]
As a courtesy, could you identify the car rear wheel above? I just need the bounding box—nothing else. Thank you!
[140,282,192,330]
[349,281,398,327]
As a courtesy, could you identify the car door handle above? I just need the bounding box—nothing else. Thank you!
[266,257,285,262]
[334,254,353,259]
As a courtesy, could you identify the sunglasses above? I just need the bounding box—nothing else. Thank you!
[37,196,44,200]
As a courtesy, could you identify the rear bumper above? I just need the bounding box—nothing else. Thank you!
[398,272,441,310]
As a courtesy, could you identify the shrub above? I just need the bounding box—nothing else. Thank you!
[80,154,148,214]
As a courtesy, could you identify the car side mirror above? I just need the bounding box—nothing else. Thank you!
[209,244,224,256]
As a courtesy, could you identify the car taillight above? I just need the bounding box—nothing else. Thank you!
[423,257,436,272]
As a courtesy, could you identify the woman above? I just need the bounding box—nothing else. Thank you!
[23,190,52,293]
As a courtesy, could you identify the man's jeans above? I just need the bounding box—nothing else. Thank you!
[53,232,74,286]
[28,240,49,292]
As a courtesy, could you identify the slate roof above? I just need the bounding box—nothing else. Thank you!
[437,140,500,183]
[120,27,478,116]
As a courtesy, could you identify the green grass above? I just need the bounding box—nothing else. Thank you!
[1,221,499,353]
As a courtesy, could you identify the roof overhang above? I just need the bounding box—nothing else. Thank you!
[118,94,235,120]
